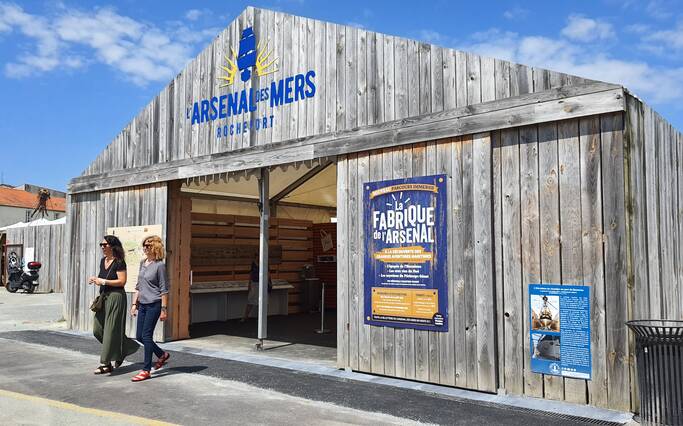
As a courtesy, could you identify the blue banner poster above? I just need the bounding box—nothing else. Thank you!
[529,284,592,379]
[363,174,448,332]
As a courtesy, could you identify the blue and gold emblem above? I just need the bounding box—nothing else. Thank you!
[218,27,279,87]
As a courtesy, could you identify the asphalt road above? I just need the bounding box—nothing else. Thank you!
[0,329,618,426]
[0,291,626,426]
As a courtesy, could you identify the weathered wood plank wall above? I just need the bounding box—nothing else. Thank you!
[625,93,683,412]
[79,7,594,180]
[338,134,496,393]
[5,223,64,293]
[626,96,683,321]
[337,112,633,407]
[495,112,629,408]
[65,184,168,340]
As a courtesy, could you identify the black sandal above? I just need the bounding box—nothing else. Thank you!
[94,364,112,375]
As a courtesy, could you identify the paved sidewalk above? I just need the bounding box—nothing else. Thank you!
[0,330,625,426]
[0,289,65,332]
[0,335,422,426]
[0,388,172,426]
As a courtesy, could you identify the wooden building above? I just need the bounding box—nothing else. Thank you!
[1,219,65,293]
[65,7,682,414]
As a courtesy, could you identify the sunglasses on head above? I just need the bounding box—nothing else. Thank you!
[143,243,152,248]
[99,243,109,248]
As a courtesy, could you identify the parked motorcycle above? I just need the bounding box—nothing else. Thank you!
[5,252,41,293]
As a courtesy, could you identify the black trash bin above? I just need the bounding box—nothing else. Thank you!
[626,320,683,425]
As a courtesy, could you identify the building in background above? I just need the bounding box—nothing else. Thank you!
[0,186,66,227]
[14,184,67,199]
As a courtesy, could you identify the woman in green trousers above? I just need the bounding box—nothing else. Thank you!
[88,235,139,374]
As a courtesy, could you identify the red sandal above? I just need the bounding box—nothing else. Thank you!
[131,370,151,382]
[153,352,170,371]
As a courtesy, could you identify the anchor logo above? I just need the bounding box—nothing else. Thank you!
[218,27,279,87]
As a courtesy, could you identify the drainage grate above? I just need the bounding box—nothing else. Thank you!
[437,396,627,426]
[496,405,624,426]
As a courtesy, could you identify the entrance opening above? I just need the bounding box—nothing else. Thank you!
[175,159,338,366]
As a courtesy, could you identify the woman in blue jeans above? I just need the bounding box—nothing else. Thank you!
[130,235,170,382]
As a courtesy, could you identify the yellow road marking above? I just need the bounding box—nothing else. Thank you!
[0,388,177,426]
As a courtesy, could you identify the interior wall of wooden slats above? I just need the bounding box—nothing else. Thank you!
[5,223,64,293]
[337,112,632,406]
[64,184,168,341]
[312,223,337,309]
[189,212,314,314]
[80,7,592,178]
[625,94,683,412]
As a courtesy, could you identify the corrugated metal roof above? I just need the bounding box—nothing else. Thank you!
[0,187,66,211]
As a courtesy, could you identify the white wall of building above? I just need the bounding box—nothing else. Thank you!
[0,205,64,227]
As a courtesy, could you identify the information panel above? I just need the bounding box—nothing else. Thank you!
[106,224,163,293]
[529,284,592,379]
[363,175,448,331]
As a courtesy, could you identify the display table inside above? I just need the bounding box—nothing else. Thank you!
[190,279,293,323]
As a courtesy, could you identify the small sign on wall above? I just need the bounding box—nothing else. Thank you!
[363,175,448,332]
[106,225,163,293]
[529,284,592,379]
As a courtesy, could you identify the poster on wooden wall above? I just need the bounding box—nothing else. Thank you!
[529,284,592,379]
[363,175,448,332]
[106,224,163,292]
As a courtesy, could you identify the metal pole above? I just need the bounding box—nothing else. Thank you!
[316,282,330,334]
[257,168,270,348]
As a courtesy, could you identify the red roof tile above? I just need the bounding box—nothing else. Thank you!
[0,187,66,212]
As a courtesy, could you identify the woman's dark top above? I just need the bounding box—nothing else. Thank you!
[249,261,258,282]
[98,257,127,294]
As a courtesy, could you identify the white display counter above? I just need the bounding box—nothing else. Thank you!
[190,279,292,323]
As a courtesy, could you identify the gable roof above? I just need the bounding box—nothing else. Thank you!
[0,187,66,212]
[77,7,600,184]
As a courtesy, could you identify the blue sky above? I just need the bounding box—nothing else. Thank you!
[1,0,681,191]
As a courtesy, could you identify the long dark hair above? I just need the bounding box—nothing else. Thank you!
[103,235,125,261]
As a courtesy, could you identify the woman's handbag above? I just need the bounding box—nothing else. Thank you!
[90,259,117,313]
[90,294,104,312]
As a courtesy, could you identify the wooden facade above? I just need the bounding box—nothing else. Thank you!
[64,7,683,413]
[64,184,168,340]
[72,7,593,191]
[3,223,65,293]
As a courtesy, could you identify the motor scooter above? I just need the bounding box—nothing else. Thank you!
[5,251,41,293]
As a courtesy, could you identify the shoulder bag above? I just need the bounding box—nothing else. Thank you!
[90,259,117,312]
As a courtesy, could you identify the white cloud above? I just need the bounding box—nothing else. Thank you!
[417,29,451,45]
[646,0,672,20]
[346,22,367,29]
[643,23,683,50]
[460,28,683,105]
[0,3,64,77]
[626,23,650,34]
[465,29,521,62]
[185,9,203,21]
[561,14,615,42]
[0,3,218,86]
[503,6,528,20]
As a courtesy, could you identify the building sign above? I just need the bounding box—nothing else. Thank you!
[529,284,592,379]
[363,175,448,331]
[187,26,316,141]
[106,224,163,293]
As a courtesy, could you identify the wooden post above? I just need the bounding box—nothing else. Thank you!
[257,168,270,344]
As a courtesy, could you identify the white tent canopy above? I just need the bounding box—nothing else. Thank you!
[0,217,65,232]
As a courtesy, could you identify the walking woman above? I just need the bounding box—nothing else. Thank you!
[88,235,140,374]
[130,235,170,382]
